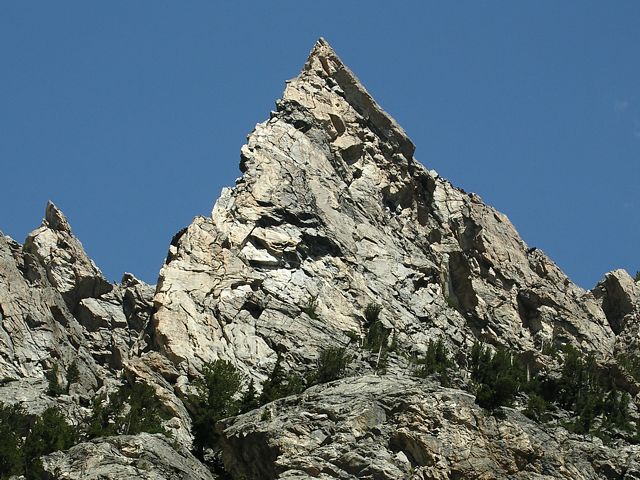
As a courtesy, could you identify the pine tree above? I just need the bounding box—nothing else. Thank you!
[239,379,259,413]
[190,360,242,457]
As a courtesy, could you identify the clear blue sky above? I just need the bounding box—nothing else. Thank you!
[1,2,638,288]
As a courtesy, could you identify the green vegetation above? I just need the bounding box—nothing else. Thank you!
[307,346,351,385]
[0,404,29,479]
[413,338,453,386]
[445,295,457,309]
[12,354,352,475]
[46,362,80,396]
[187,348,355,460]
[1,374,175,478]
[185,357,329,471]
[23,408,76,478]
[302,296,319,319]
[547,346,630,434]
[469,343,528,410]
[541,340,559,357]
[362,304,391,373]
[389,331,399,352]
[239,379,259,413]
[0,404,75,480]
[364,303,382,325]
[464,342,632,436]
[87,382,167,439]
[362,303,390,355]
[344,330,360,344]
[65,362,80,393]
[189,360,243,457]
[524,393,548,421]
[618,354,640,383]
[363,303,385,349]
[364,320,390,353]
[634,271,640,282]
[45,364,65,397]
[259,355,305,404]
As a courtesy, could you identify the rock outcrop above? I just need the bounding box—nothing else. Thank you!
[593,269,640,336]
[0,204,154,391]
[24,201,113,310]
[153,38,613,384]
[1,38,639,479]
[220,375,640,480]
[41,433,215,480]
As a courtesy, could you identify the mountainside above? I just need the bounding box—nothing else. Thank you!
[1,38,640,479]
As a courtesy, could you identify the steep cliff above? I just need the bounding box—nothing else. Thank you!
[154,39,614,381]
[1,38,639,479]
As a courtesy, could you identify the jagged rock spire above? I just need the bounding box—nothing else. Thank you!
[285,37,415,161]
[154,38,614,383]
[44,200,71,232]
[25,202,112,307]
[2,38,640,479]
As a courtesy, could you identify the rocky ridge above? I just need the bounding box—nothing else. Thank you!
[154,39,614,386]
[1,38,639,479]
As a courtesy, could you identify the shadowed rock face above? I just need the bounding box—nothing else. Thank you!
[592,269,640,335]
[1,38,640,479]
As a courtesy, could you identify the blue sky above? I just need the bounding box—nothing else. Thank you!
[1,2,638,288]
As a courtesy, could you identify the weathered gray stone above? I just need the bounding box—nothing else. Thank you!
[219,375,640,480]
[593,268,640,335]
[153,39,614,388]
[1,38,638,480]
[123,352,194,446]
[41,433,215,480]
[0,205,157,412]
[0,230,101,390]
[24,201,112,309]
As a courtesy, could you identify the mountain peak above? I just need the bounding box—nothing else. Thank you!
[302,37,339,72]
[157,37,615,385]
[285,38,416,161]
[26,200,112,306]
[4,38,640,480]
[44,200,71,232]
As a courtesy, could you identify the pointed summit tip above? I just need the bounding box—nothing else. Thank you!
[44,201,71,232]
[303,37,343,73]
[296,37,416,160]
[312,37,333,53]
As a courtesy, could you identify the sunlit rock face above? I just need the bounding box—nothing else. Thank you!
[2,38,639,479]
[153,38,613,383]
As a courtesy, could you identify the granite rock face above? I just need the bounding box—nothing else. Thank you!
[593,269,640,336]
[595,269,640,369]
[41,433,215,480]
[1,38,639,479]
[0,205,197,475]
[153,38,613,382]
[219,375,640,480]
[0,204,154,390]
[24,201,113,310]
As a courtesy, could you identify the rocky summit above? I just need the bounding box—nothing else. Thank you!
[1,38,639,480]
